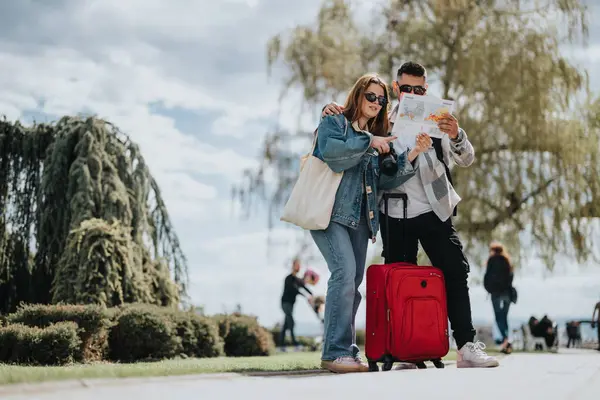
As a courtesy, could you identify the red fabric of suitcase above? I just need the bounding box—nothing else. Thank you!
[365,262,449,363]
[365,193,449,368]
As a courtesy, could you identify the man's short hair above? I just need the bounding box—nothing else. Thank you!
[397,62,427,81]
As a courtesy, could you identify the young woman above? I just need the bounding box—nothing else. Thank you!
[309,73,431,373]
[484,242,515,354]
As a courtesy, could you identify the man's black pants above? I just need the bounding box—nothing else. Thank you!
[379,210,476,349]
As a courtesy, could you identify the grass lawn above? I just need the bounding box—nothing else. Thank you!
[0,350,462,386]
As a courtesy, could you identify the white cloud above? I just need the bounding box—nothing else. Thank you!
[0,47,231,119]
[156,172,217,200]
[0,101,22,121]
[152,171,219,224]
[74,0,262,43]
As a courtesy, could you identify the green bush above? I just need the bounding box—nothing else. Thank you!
[150,306,224,358]
[7,303,111,361]
[213,313,275,357]
[108,306,180,362]
[168,311,197,356]
[0,322,81,365]
[112,304,224,359]
[173,312,224,358]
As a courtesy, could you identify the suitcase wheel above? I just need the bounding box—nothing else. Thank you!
[368,361,379,372]
[432,359,445,369]
[416,361,427,369]
[382,361,393,371]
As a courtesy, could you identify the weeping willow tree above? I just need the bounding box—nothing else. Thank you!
[235,0,600,269]
[0,116,187,313]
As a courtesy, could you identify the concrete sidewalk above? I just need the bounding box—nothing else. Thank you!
[2,350,599,400]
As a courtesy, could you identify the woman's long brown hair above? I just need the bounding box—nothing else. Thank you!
[489,242,514,272]
[342,73,390,137]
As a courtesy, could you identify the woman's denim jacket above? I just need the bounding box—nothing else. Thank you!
[312,114,417,239]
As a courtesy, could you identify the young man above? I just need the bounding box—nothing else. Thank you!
[279,258,313,349]
[322,61,499,368]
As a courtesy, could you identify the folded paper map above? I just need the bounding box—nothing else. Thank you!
[392,94,455,150]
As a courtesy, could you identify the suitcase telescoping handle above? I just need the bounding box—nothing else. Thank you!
[382,192,408,263]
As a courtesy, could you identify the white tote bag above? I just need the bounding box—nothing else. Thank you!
[280,118,347,230]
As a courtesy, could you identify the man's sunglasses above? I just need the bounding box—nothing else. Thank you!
[397,83,427,95]
[364,92,388,107]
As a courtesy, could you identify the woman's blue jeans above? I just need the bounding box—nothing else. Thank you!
[492,293,511,341]
[310,216,370,361]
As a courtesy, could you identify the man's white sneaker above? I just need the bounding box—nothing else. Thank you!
[457,341,499,368]
[321,356,369,373]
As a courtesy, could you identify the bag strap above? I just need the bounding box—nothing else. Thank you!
[309,115,348,155]
[431,137,457,217]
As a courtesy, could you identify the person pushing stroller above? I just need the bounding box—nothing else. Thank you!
[279,258,314,350]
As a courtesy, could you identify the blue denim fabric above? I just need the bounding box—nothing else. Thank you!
[313,114,416,238]
[492,293,511,341]
[310,210,371,360]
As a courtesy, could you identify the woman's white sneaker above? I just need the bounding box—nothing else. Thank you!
[353,355,370,370]
[321,356,369,373]
[457,341,499,368]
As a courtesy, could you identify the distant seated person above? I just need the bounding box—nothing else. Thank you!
[528,315,556,348]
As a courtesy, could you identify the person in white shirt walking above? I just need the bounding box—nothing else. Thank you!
[321,61,499,368]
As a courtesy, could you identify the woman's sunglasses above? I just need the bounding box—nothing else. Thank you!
[364,92,388,107]
[397,83,427,95]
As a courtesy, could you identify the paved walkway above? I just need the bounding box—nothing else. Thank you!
[2,350,599,400]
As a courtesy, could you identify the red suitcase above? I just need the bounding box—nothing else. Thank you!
[365,193,449,371]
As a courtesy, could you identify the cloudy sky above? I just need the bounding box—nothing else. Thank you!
[1,0,600,335]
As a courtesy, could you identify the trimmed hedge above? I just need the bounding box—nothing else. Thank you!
[108,304,224,362]
[169,311,224,358]
[2,304,269,364]
[213,313,275,357]
[108,306,180,362]
[7,304,111,361]
[0,322,81,365]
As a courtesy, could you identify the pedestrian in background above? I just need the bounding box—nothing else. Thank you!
[484,242,515,354]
